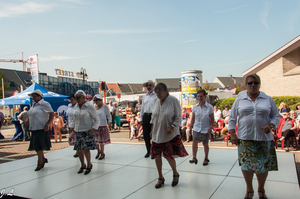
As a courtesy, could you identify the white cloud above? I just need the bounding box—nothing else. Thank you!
[39,55,92,62]
[84,29,168,34]
[260,0,271,30]
[181,39,198,43]
[0,1,53,18]
[214,4,251,14]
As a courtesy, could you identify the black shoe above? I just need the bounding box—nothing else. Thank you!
[144,153,150,158]
[244,191,254,199]
[73,154,78,158]
[155,178,165,189]
[189,158,198,164]
[172,174,180,187]
[35,164,43,171]
[98,154,105,160]
[203,159,210,166]
[151,156,154,159]
[95,153,101,159]
[258,191,267,199]
[77,165,86,174]
[84,164,93,175]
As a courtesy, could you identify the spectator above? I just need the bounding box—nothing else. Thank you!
[18,107,30,141]
[51,112,64,143]
[14,107,21,120]
[0,111,5,139]
[213,106,221,123]
[295,104,300,118]
[277,112,297,152]
[108,100,116,130]
[221,114,230,139]
[222,105,231,118]
[290,110,299,127]
[279,102,290,117]
[135,98,142,113]
[114,102,121,130]
[130,114,138,140]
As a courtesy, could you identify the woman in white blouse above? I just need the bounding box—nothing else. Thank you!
[69,90,100,175]
[93,94,112,160]
[150,83,188,189]
[26,89,54,171]
[228,74,280,199]
[66,94,78,158]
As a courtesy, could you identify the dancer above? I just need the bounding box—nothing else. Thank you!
[69,90,100,175]
[140,80,157,158]
[26,90,54,171]
[150,83,188,188]
[189,89,214,166]
[229,74,280,199]
[66,94,78,157]
[93,94,112,160]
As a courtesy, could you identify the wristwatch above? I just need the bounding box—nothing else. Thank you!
[171,124,176,128]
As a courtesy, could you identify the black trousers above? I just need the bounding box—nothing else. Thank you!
[142,113,152,154]
[282,129,295,147]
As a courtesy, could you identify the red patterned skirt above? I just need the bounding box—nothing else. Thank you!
[150,135,188,160]
[95,126,111,145]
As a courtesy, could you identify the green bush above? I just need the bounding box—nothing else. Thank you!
[212,96,300,111]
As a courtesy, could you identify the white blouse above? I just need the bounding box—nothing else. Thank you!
[96,103,112,126]
[228,91,280,141]
[70,101,100,132]
[28,99,53,131]
[150,95,181,144]
[192,102,214,134]
[66,103,76,128]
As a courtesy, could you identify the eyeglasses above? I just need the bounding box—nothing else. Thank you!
[247,81,259,85]
[147,84,153,87]
[93,99,99,102]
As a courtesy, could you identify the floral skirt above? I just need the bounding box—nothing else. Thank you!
[68,129,76,146]
[238,140,278,174]
[150,135,189,160]
[95,126,111,145]
[73,131,97,151]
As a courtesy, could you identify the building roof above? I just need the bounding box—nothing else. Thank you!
[106,83,121,93]
[155,78,181,90]
[128,83,144,93]
[118,83,132,93]
[214,76,245,88]
[0,68,32,88]
[243,35,300,76]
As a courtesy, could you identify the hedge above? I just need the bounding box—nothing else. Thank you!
[212,96,300,111]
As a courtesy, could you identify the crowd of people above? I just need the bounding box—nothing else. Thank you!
[3,74,300,199]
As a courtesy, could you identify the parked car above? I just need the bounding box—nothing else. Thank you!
[118,100,138,126]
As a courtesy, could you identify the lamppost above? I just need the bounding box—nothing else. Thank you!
[80,67,87,92]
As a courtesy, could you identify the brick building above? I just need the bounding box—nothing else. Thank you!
[243,35,300,96]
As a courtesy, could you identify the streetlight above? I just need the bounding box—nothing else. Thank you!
[80,67,88,92]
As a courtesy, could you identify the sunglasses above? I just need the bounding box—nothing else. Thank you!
[93,99,100,102]
[147,84,153,87]
[247,81,259,85]
[75,96,81,100]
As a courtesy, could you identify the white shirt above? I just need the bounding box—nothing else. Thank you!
[140,91,157,122]
[96,104,112,126]
[66,103,76,128]
[214,109,221,123]
[192,102,214,133]
[70,101,100,132]
[228,91,280,141]
[108,104,116,113]
[150,95,181,143]
[222,109,231,117]
[28,99,53,131]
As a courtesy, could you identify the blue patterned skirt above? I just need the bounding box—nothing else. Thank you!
[238,140,278,174]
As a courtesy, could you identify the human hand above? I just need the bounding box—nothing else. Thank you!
[261,124,271,134]
[89,129,95,135]
[230,134,238,145]
[150,131,152,137]
[44,123,50,132]
[166,126,174,135]
[207,127,213,134]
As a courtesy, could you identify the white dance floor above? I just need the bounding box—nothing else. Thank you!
[0,144,299,199]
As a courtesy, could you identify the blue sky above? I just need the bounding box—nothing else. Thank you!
[0,0,300,83]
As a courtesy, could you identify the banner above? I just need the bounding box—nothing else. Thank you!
[29,55,39,83]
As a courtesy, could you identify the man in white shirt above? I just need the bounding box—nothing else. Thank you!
[140,80,157,158]
[108,100,116,130]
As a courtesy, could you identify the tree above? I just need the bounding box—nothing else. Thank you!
[204,80,210,91]
[0,70,9,98]
[209,85,214,91]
